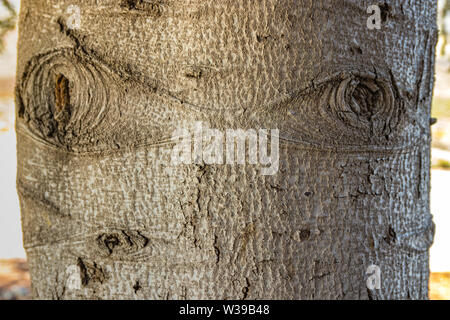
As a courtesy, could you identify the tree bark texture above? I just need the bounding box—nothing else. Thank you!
[15,0,437,299]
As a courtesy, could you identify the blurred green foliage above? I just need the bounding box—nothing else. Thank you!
[432,97,450,119]
[433,159,450,169]
[0,0,16,53]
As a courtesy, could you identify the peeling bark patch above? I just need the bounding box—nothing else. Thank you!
[77,258,107,287]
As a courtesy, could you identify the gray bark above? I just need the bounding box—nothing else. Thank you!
[15,0,437,299]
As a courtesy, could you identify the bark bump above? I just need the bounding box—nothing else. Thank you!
[17,48,122,151]
[321,72,399,140]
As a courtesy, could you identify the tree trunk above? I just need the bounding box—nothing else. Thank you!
[15,0,437,300]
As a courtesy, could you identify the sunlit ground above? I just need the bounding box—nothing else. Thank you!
[1,20,450,300]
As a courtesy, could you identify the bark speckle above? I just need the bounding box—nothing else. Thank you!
[299,229,311,241]
[133,281,142,294]
[384,225,397,245]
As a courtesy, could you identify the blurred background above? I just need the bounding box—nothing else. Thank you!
[0,0,450,300]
